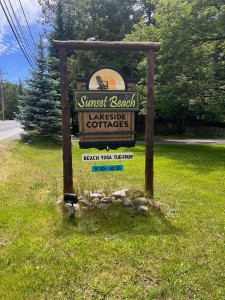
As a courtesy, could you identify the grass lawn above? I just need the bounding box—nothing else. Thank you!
[0,139,225,299]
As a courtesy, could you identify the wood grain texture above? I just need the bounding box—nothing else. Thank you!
[53,40,160,52]
[59,48,73,193]
[145,50,154,197]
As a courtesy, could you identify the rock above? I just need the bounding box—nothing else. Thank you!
[83,191,90,197]
[134,197,148,206]
[79,199,91,206]
[132,189,145,198]
[112,190,126,198]
[73,204,80,211]
[149,200,162,210]
[123,198,133,207]
[101,197,114,204]
[64,203,80,215]
[65,203,80,210]
[65,203,72,210]
[56,196,63,205]
[98,203,108,210]
[92,198,100,206]
[122,188,130,194]
[137,205,149,212]
[96,190,104,194]
[112,198,122,205]
[90,193,103,199]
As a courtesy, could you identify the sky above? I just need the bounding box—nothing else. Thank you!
[0,0,44,84]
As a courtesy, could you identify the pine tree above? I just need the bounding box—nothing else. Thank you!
[18,36,62,138]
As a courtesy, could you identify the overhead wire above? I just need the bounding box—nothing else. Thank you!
[12,0,37,56]
[18,0,38,53]
[0,0,35,70]
[0,0,36,70]
[8,0,36,60]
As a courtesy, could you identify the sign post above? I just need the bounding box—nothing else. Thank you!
[59,48,73,193]
[54,40,160,197]
[145,50,155,197]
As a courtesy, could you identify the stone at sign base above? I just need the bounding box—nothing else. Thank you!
[65,203,80,215]
[92,198,100,206]
[62,189,154,212]
[112,190,126,198]
[98,203,109,210]
[79,199,91,206]
[90,193,103,199]
[134,197,148,206]
[137,206,149,212]
[123,198,133,207]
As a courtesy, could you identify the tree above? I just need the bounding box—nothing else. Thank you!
[39,0,153,133]
[40,0,153,80]
[17,36,62,138]
[1,82,19,120]
[126,0,225,132]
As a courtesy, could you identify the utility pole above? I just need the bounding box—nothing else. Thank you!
[0,70,7,121]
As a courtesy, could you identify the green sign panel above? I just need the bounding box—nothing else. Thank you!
[74,90,140,112]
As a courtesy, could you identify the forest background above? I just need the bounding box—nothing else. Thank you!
[2,0,225,135]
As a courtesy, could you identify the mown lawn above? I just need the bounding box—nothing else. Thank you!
[0,139,225,300]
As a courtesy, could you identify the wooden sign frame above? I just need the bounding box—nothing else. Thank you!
[53,40,160,197]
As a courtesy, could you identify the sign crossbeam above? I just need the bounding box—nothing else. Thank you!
[53,40,160,52]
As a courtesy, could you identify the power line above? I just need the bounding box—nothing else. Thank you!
[0,0,35,70]
[18,0,38,53]
[2,0,36,69]
[0,0,36,70]
[8,0,36,59]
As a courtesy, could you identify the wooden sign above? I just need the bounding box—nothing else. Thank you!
[78,111,135,149]
[77,66,138,150]
[80,112,132,132]
[74,91,139,111]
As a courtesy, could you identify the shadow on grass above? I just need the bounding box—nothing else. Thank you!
[133,143,225,173]
[58,206,182,237]
[19,134,62,150]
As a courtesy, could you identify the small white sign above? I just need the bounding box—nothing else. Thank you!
[82,153,133,162]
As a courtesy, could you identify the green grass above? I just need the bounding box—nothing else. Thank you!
[0,139,225,299]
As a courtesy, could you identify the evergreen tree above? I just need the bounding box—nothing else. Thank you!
[40,0,151,81]
[18,36,62,138]
[2,82,19,120]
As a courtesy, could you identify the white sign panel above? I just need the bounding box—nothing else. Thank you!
[82,153,133,162]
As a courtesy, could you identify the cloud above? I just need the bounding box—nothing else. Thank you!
[18,0,42,26]
[0,34,20,55]
[0,0,42,56]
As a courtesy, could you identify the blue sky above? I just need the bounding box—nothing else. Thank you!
[0,0,44,84]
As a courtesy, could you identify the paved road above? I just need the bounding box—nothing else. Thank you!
[155,138,225,145]
[0,120,24,141]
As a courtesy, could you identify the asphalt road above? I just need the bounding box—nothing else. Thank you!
[154,138,225,145]
[0,120,24,141]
